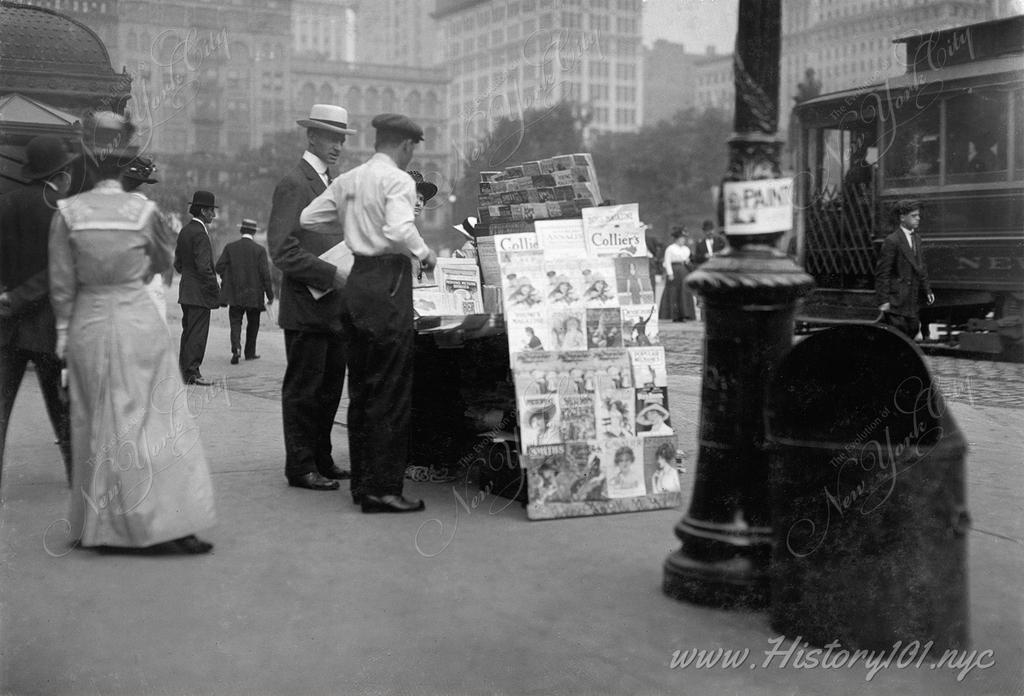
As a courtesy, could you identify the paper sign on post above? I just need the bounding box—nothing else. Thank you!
[723,178,793,235]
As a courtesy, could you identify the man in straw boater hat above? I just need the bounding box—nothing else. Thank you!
[0,135,78,487]
[174,189,221,385]
[215,218,275,364]
[268,103,356,491]
[300,112,438,512]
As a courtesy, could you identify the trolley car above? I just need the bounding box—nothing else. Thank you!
[792,15,1024,356]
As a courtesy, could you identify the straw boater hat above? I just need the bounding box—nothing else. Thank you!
[407,170,438,202]
[239,218,258,234]
[525,401,557,423]
[20,135,79,181]
[297,104,357,134]
[636,403,670,426]
[453,216,477,241]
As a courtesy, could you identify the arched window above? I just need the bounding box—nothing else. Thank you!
[381,88,396,112]
[346,86,362,113]
[365,87,379,113]
[406,90,422,115]
[319,82,335,104]
[299,82,317,109]
[425,91,440,117]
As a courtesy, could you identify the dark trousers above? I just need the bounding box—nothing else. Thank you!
[228,306,262,358]
[179,304,211,381]
[282,329,346,479]
[882,312,921,340]
[342,255,414,498]
[659,263,695,321]
[0,345,72,485]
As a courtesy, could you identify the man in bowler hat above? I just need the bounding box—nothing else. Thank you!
[216,218,274,364]
[268,104,355,491]
[875,200,934,339]
[174,190,220,385]
[0,135,77,485]
[301,112,437,513]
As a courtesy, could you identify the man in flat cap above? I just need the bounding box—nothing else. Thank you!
[301,112,437,513]
[875,199,934,339]
[174,190,221,385]
[216,218,275,364]
[0,135,77,486]
[268,104,355,491]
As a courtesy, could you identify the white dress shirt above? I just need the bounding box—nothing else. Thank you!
[663,242,691,276]
[302,150,331,187]
[300,152,430,261]
[901,225,915,251]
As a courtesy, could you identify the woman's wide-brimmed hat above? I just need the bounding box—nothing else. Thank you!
[636,403,670,426]
[407,170,438,202]
[189,190,219,208]
[297,104,357,134]
[123,156,158,184]
[20,135,79,181]
[525,401,557,423]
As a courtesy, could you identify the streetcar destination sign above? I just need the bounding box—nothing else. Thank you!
[723,178,794,235]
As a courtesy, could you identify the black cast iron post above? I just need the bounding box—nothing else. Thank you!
[662,0,814,608]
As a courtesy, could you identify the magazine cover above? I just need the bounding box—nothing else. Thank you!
[582,204,646,258]
[501,253,546,312]
[534,219,586,258]
[635,386,673,437]
[523,445,572,505]
[519,396,562,448]
[555,349,599,394]
[585,348,632,393]
[643,436,682,495]
[579,258,618,308]
[434,257,483,314]
[559,393,597,442]
[562,441,607,502]
[613,256,654,305]
[601,437,646,499]
[620,304,659,347]
[513,350,562,395]
[506,308,550,354]
[596,389,636,439]
[412,286,444,317]
[543,259,584,308]
[628,346,668,388]
[548,308,588,351]
[586,307,623,348]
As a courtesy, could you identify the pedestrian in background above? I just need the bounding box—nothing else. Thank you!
[174,190,220,386]
[300,112,438,513]
[121,156,174,325]
[216,218,274,364]
[49,112,215,554]
[0,135,76,487]
[875,199,934,339]
[268,103,354,491]
[660,227,695,322]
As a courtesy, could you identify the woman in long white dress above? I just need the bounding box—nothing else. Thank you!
[49,113,215,554]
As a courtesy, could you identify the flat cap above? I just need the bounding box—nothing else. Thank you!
[371,113,424,142]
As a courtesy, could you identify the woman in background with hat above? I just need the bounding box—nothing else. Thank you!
[48,112,216,554]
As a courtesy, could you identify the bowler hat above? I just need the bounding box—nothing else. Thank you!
[239,218,258,234]
[407,170,438,202]
[297,104,357,134]
[189,190,219,208]
[371,113,424,142]
[21,135,79,180]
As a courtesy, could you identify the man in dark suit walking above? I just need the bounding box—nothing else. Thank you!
[268,104,354,491]
[0,135,77,486]
[174,190,220,386]
[216,218,274,364]
[876,200,934,339]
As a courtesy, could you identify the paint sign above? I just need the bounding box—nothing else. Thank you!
[723,178,793,235]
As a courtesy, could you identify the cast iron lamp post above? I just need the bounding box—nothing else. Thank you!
[662,0,814,608]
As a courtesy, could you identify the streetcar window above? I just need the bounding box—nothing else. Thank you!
[883,102,940,187]
[946,90,1008,184]
[813,123,877,197]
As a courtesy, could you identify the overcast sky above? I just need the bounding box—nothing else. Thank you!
[641,0,740,54]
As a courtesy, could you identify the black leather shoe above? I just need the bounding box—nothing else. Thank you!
[361,494,425,513]
[171,535,214,554]
[245,354,261,361]
[185,377,214,386]
[287,472,340,491]
[230,353,239,365]
[318,464,351,480]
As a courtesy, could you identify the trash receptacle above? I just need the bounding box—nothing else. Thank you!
[766,324,970,652]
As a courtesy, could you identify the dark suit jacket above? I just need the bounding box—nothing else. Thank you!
[174,218,220,308]
[215,237,274,309]
[875,228,931,318]
[0,182,61,353]
[267,159,344,333]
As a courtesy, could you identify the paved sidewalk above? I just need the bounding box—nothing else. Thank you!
[1,320,1022,696]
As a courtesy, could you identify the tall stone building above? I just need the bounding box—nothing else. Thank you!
[434,0,644,161]
[355,0,443,68]
[642,39,703,124]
